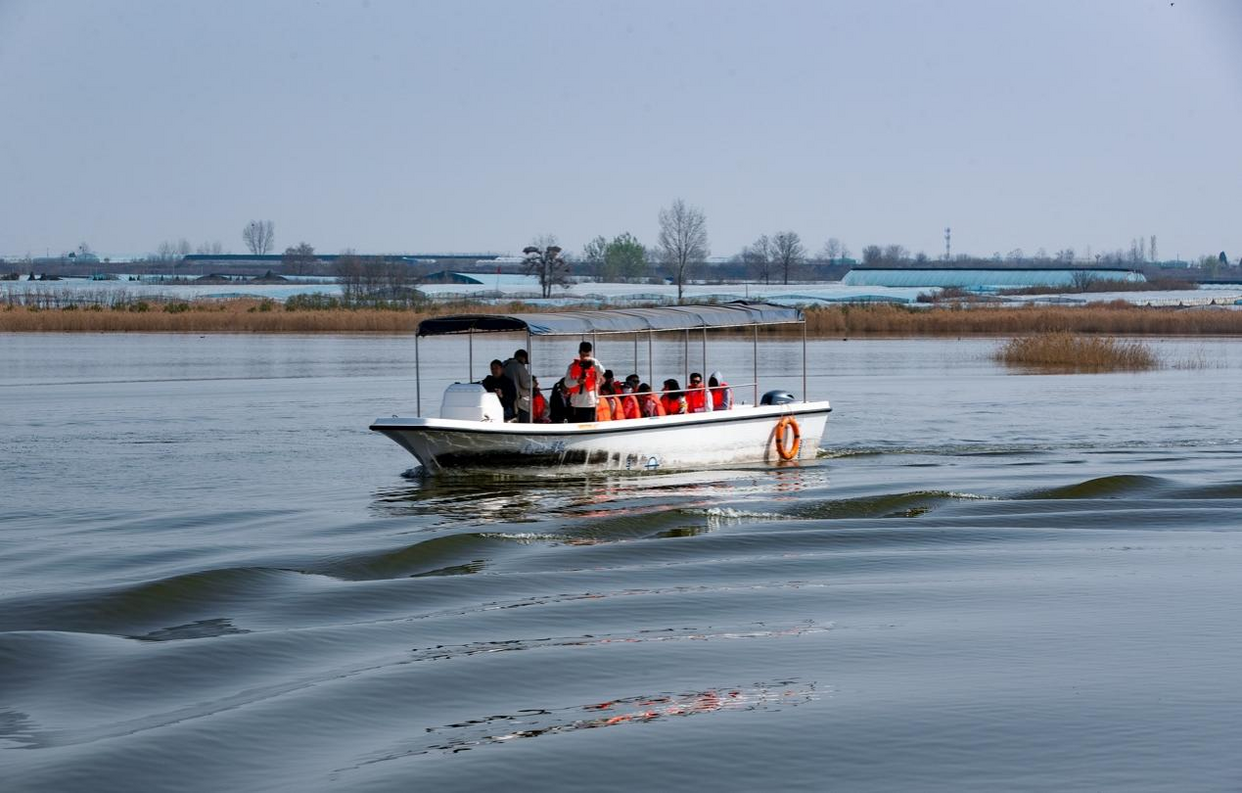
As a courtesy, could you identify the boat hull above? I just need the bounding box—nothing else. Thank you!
[371,402,831,474]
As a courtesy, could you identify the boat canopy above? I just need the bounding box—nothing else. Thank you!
[417,301,803,337]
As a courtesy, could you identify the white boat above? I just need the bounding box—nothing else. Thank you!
[371,302,831,474]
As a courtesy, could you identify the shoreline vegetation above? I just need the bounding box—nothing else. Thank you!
[2,298,1242,336]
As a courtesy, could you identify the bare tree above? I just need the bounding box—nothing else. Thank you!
[581,236,607,281]
[742,235,773,284]
[335,251,421,307]
[881,244,908,264]
[282,242,317,275]
[771,231,805,284]
[522,235,570,298]
[821,237,845,262]
[1070,270,1098,291]
[861,245,883,265]
[657,198,709,302]
[243,220,275,255]
[196,240,224,255]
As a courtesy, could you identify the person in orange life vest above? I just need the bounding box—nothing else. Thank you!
[708,371,732,411]
[595,388,613,422]
[531,377,549,423]
[660,379,687,415]
[601,369,616,396]
[685,372,711,413]
[617,383,641,420]
[638,383,665,417]
[599,382,623,421]
[565,341,605,422]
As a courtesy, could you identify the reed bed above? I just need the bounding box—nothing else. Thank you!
[0,299,432,333]
[996,332,1159,370]
[801,303,1242,336]
[3,299,1242,336]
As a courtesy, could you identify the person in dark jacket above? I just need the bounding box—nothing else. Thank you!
[480,359,517,421]
[549,378,570,423]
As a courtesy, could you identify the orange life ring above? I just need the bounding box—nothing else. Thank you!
[774,416,801,460]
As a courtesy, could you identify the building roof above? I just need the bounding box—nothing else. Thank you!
[841,267,1145,288]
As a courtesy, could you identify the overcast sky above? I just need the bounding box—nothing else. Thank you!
[1,0,1238,261]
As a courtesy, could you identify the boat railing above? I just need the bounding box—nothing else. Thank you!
[531,381,763,403]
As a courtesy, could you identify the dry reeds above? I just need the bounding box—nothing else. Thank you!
[801,303,1242,337]
[996,332,1159,370]
[0,299,432,333]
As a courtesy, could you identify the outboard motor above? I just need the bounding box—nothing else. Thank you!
[760,390,797,406]
[440,383,505,422]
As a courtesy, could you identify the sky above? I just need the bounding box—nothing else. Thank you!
[1,0,1239,262]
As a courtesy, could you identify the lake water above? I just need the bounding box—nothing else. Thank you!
[2,333,1241,791]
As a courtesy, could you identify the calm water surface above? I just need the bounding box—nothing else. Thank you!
[2,333,1241,791]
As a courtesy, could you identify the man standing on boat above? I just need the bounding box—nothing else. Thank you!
[565,341,605,422]
[502,349,533,422]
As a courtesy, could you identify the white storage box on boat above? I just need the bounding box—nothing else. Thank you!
[440,383,504,422]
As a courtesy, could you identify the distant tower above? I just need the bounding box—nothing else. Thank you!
[944,227,951,261]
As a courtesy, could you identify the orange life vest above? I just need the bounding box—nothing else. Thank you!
[605,395,623,420]
[642,395,666,417]
[686,387,708,413]
[661,394,685,415]
[567,359,597,395]
[620,395,641,420]
[595,398,612,421]
[711,382,730,410]
[533,392,547,421]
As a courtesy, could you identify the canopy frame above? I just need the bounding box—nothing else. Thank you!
[412,301,807,419]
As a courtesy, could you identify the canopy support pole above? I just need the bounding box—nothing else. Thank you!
[802,320,808,400]
[525,330,533,423]
[415,334,422,417]
[647,331,654,390]
[753,324,759,407]
[683,330,689,387]
[702,328,707,380]
[468,328,474,382]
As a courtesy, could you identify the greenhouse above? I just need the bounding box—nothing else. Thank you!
[841,267,1145,289]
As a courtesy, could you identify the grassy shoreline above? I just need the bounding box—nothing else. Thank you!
[2,299,1241,336]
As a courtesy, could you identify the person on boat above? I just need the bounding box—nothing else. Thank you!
[661,379,687,415]
[595,383,614,422]
[549,378,570,423]
[531,377,549,423]
[685,372,712,413]
[638,383,666,417]
[708,371,732,411]
[617,383,641,420]
[624,373,641,392]
[565,341,605,422]
[481,359,517,421]
[600,382,624,421]
[601,369,616,395]
[502,349,533,422]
